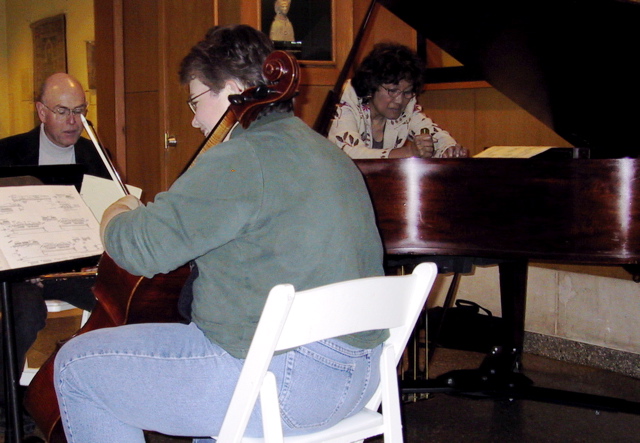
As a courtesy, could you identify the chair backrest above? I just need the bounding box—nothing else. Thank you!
[217,262,438,442]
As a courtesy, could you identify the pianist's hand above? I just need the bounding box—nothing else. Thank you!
[413,131,435,158]
[441,144,469,158]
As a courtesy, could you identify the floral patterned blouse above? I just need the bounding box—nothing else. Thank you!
[328,80,458,159]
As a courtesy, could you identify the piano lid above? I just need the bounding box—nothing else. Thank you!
[378,0,640,158]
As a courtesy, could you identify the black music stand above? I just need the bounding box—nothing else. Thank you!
[0,168,94,442]
[0,165,85,192]
[1,257,100,442]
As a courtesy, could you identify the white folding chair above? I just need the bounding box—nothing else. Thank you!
[214,261,438,443]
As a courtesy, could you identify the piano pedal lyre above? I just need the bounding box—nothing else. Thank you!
[395,265,432,402]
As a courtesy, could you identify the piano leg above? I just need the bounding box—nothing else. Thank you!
[498,260,527,362]
[427,271,462,363]
[401,259,640,415]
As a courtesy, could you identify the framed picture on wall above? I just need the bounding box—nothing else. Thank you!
[260,0,333,62]
[31,14,67,101]
[239,0,352,87]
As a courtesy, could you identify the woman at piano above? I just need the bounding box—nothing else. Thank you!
[328,42,468,159]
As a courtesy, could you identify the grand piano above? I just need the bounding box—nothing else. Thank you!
[325,0,640,413]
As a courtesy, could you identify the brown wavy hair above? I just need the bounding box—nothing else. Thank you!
[179,24,293,115]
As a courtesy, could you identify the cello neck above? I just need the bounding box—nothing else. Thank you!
[184,50,301,172]
[182,107,239,173]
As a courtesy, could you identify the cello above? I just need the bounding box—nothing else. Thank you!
[23,50,300,443]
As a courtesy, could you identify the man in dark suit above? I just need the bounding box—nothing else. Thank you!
[0,126,110,178]
[0,73,110,179]
[0,73,110,432]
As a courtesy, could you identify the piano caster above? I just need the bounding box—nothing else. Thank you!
[402,343,524,399]
[433,368,533,399]
[402,392,433,403]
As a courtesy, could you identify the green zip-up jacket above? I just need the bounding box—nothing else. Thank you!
[105,112,387,358]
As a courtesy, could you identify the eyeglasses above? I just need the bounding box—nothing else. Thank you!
[379,85,416,100]
[187,89,211,114]
[41,103,88,119]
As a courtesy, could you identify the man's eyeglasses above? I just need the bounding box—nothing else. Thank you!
[41,103,88,119]
[187,89,211,114]
[379,85,416,100]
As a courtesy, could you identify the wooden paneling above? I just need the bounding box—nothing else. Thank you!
[419,88,477,154]
[218,0,241,24]
[95,0,126,179]
[124,92,162,199]
[355,0,416,66]
[295,84,331,128]
[475,88,569,150]
[418,86,571,157]
[123,0,160,94]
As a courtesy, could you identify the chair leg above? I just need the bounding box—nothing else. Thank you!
[381,345,404,443]
[260,371,284,443]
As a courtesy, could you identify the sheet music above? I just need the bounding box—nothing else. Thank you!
[81,174,143,222]
[0,185,103,271]
[474,146,554,158]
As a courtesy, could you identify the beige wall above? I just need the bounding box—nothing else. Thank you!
[0,0,95,139]
[429,266,640,356]
[1,1,9,138]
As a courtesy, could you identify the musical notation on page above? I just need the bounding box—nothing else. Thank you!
[0,185,103,271]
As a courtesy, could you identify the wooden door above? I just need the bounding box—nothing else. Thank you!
[160,0,214,190]
[95,0,214,202]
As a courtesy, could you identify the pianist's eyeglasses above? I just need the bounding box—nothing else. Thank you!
[41,103,88,119]
[379,85,416,100]
[187,89,212,114]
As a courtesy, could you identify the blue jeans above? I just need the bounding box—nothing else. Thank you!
[54,322,382,442]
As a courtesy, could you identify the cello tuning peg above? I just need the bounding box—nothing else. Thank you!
[252,85,272,99]
[228,94,248,105]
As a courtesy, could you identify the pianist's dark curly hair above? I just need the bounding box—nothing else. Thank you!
[351,42,426,103]
[179,24,293,115]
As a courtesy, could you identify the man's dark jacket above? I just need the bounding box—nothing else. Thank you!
[0,126,111,179]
